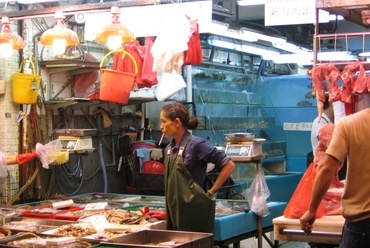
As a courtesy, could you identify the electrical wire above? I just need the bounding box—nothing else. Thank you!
[55,156,85,196]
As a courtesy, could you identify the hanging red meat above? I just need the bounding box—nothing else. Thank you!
[309,65,326,123]
[366,75,370,92]
[352,62,367,94]
[314,123,344,188]
[322,63,341,102]
[340,62,361,103]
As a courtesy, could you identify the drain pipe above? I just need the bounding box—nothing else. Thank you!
[97,113,108,193]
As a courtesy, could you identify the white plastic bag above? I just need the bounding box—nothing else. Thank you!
[36,139,63,169]
[246,167,271,217]
[155,70,186,101]
[0,151,8,177]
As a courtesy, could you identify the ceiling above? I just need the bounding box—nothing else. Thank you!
[212,0,370,50]
[1,0,370,53]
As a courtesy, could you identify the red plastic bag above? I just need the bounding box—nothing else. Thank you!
[283,162,325,219]
[183,19,203,65]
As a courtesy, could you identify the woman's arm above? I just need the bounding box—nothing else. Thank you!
[6,155,18,165]
[207,159,235,195]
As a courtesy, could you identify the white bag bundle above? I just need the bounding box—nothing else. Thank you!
[155,70,186,101]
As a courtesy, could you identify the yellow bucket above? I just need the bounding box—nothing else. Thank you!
[12,59,41,104]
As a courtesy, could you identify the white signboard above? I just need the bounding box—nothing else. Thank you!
[265,0,329,26]
[84,1,212,41]
[283,122,312,131]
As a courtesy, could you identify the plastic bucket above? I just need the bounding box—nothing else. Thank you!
[12,60,41,104]
[99,50,138,105]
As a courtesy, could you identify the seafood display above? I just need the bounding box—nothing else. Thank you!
[0,227,11,237]
[4,221,56,232]
[53,224,96,237]
[5,235,96,247]
[307,62,370,120]
[104,209,164,225]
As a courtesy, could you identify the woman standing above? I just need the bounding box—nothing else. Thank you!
[160,102,235,233]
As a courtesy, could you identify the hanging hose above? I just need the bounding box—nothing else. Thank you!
[97,112,108,193]
[99,140,108,193]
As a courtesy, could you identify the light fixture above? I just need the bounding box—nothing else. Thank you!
[205,21,288,48]
[237,0,265,6]
[207,35,237,50]
[95,6,135,50]
[317,51,358,61]
[17,0,60,3]
[358,51,370,57]
[237,43,280,60]
[273,42,311,54]
[0,17,25,58]
[40,11,79,55]
[272,53,313,65]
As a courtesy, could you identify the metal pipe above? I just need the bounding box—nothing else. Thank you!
[0,0,209,20]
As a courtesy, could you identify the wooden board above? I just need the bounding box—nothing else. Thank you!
[273,215,344,244]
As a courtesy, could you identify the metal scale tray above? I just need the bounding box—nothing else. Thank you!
[55,129,97,137]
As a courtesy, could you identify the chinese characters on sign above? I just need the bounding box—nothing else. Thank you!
[283,122,312,131]
[265,0,329,26]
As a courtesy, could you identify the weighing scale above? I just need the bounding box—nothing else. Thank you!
[225,138,266,162]
[55,129,97,154]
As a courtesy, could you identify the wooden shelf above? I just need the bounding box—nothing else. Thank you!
[40,60,100,75]
[316,0,370,27]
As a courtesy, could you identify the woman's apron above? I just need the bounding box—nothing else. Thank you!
[164,137,215,233]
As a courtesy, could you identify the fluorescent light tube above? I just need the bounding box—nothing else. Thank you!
[237,0,265,6]
[358,52,370,57]
[207,35,237,50]
[237,44,280,60]
[317,51,358,61]
[17,0,60,3]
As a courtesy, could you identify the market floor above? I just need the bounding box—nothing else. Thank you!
[224,240,339,248]
[231,240,311,248]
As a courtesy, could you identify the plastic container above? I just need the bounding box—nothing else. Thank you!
[99,50,138,105]
[12,60,41,104]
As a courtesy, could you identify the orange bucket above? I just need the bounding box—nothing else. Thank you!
[99,50,138,105]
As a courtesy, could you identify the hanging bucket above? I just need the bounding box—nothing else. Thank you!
[12,59,41,104]
[100,50,138,105]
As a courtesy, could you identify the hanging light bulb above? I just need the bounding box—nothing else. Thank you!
[95,7,135,50]
[40,11,79,55]
[0,17,25,58]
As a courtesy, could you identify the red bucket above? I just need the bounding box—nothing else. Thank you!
[99,50,138,105]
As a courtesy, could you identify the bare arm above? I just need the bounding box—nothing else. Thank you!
[6,155,17,165]
[300,154,339,233]
[309,154,338,212]
[209,160,235,194]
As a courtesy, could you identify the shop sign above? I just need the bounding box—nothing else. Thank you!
[265,0,330,26]
[283,122,312,131]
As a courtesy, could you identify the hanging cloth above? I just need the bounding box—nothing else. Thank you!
[183,18,203,65]
[164,136,215,233]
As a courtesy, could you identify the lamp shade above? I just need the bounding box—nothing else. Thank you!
[40,11,79,47]
[95,7,135,49]
[0,17,25,50]
[95,24,135,44]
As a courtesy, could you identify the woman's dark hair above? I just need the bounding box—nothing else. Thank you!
[162,102,199,130]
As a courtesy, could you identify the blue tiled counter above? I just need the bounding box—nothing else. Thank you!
[214,201,287,244]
